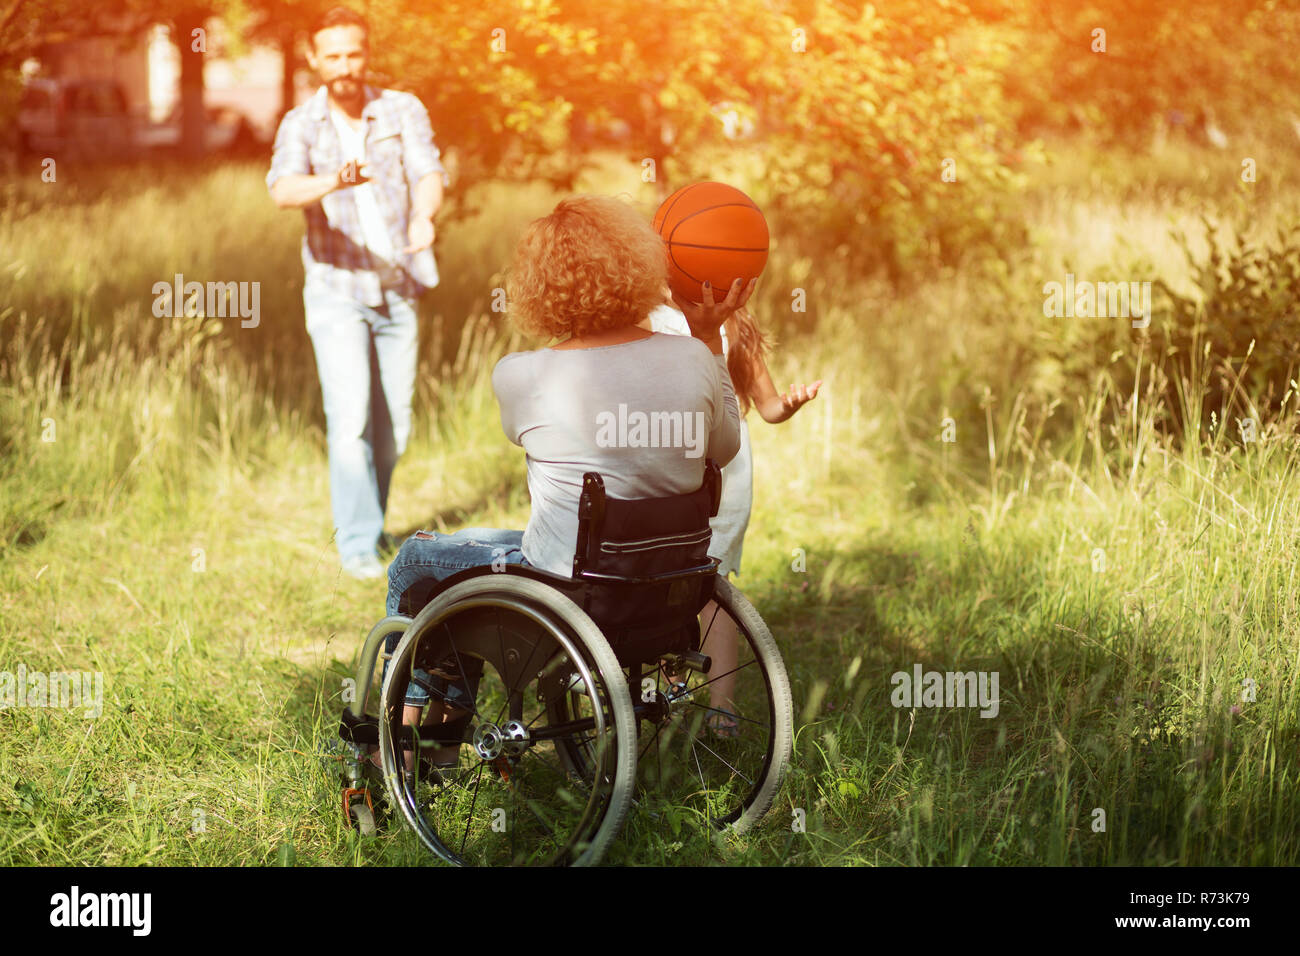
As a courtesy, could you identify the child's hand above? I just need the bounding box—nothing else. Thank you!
[779,380,823,416]
[672,277,757,343]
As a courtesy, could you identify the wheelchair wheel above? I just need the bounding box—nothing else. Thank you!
[379,576,636,866]
[632,576,793,836]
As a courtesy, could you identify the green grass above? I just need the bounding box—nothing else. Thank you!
[1,145,1297,865]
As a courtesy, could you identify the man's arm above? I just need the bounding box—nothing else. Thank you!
[398,92,450,193]
[412,171,443,221]
[403,171,444,253]
[266,107,365,209]
[270,167,353,209]
[399,93,449,253]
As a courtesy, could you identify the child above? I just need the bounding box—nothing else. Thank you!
[641,292,821,735]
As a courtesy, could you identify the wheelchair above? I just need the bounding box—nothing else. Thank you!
[337,460,793,865]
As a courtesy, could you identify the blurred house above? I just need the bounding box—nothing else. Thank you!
[19,18,299,158]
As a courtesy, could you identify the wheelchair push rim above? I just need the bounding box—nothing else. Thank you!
[379,576,637,866]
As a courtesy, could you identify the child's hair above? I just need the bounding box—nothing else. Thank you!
[507,195,668,340]
[727,306,770,416]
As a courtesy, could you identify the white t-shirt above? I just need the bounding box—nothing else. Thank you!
[329,108,396,266]
[647,304,730,355]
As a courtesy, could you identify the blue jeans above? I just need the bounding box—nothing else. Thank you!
[304,282,419,562]
[383,528,530,706]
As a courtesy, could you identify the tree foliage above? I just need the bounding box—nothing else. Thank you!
[1004,0,1300,140]
[341,0,1029,281]
[11,0,1296,280]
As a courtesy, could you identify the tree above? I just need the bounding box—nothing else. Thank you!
[349,0,1025,280]
[1005,0,1300,142]
[0,0,241,159]
[171,3,213,158]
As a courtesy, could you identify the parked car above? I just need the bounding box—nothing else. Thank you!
[135,104,251,154]
[18,76,258,160]
[18,77,137,158]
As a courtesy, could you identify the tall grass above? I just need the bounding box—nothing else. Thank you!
[1,144,1297,865]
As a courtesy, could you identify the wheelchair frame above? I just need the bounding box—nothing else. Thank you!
[337,462,794,865]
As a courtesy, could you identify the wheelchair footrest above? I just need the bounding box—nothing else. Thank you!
[339,708,472,748]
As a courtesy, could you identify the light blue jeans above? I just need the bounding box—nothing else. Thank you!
[383,528,530,706]
[304,282,419,562]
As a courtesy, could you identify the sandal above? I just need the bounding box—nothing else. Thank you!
[705,708,741,739]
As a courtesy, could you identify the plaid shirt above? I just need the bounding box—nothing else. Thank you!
[267,84,450,307]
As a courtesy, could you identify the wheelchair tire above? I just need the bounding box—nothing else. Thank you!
[709,577,794,834]
[632,575,794,837]
[379,575,637,866]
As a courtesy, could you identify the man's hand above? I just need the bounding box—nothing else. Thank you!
[404,216,435,254]
[671,277,757,352]
[336,160,371,189]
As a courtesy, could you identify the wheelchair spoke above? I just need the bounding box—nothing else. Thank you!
[652,669,666,784]
[442,630,482,720]
[637,708,672,764]
[522,710,546,733]
[514,787,559,838]
[509,792,517,861]
[691,740,708,816]
[621,591,786,837]
[399,634,613,866]
[517,743,576,783]
[680,659,759,700]
[490,626,512,729]
[687,732,753,785]
[686,698,768,729]
[427,754,488,788]
[700,602,722,640]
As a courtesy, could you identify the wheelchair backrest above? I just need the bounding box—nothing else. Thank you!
[572,459,722,579]
[565,460,722,658]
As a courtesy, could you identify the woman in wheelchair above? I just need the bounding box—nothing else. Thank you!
[379,194,752,776]
[346,194,794,863]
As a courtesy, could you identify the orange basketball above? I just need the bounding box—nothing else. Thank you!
[653,182,769,305]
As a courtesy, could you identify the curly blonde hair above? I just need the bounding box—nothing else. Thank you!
[507,195,668,339]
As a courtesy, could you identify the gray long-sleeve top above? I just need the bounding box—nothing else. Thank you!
[491,332,741,575]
